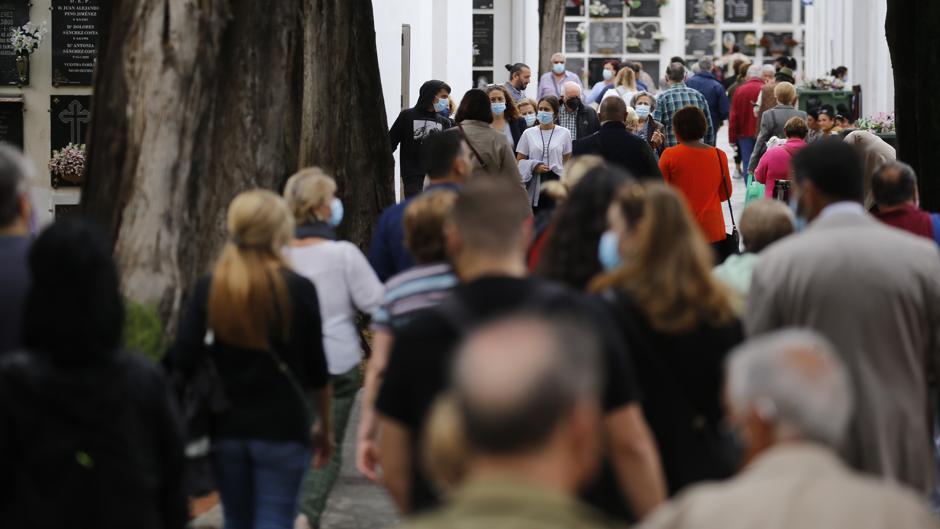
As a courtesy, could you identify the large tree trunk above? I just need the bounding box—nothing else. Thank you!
[302,0,394,249]
[885,0,940,211]
[538,0,565,77]
[82,0,306,327]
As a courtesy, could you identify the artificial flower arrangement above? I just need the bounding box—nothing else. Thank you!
[49,143,87,184]
[855,112,895,134]
[9,21,47,85]
[588,1,610,16]
[800,76,846,90]
[577,22,587,41]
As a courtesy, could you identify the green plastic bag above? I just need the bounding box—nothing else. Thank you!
[745,173,765,205]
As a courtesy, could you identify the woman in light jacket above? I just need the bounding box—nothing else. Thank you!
[749,82,807,171]
[454,88,520,184]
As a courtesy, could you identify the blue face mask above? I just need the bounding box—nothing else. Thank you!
[602,69,614,81]
[788,195,807,232]
[329,197,344,228]
[537,111,554,125]
[523,113,536,127]
[491,102,507,116]
[434,97,449,113]
[552,63,566,74]
[597,230,622,271]
[438,106,450,118]
[634,104,651,120]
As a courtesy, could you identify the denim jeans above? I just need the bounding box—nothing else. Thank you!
[738,137,757,176]
[212,439,310,529]
[298,367,363,527]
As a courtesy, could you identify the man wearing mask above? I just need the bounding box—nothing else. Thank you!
[557,82,600,141]
[746,140,940,496]
[504,63,532,103]
[538,53,583,100]
[389,80,455,198]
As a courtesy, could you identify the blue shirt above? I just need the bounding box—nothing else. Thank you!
[686,72,730,127]
[368,183,460,282]
[371,263,457,332]
[0,235,30,354]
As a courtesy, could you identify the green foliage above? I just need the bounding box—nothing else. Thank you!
[124,300,166,361]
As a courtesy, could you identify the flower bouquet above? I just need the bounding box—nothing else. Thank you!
[10,21,47,85]
[49,143,86,185]
[800,76,846,91]
[856,112,895,134]
[588,1,610,16]
[577,22,587,42]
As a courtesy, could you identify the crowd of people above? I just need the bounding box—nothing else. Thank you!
[1,50,940,529]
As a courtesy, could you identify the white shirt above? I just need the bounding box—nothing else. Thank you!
[516,125,572,176]
[602,86,637,105]
[287,241,384,375]
[818,201,866,221]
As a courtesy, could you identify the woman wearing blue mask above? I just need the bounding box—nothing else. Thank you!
[631,92,666,157]
[591,182,743,498]
[516,95,573,210]
[486,85,527,150]
[389,80,455,198]
[587,59,620,105]
[517,99,538,129]
[282,168,385,529]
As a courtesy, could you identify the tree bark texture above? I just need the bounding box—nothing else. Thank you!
[302,0,394,249]
[885,0,940,211]
[539,0,565,77]
[81,0,392,329]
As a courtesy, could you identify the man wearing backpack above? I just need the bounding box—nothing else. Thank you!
[375,178,666,522]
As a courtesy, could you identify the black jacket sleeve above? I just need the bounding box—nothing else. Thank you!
[293,276,330,391]
[166,276,211,376]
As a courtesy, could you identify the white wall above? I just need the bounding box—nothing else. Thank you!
[804,0,894,115]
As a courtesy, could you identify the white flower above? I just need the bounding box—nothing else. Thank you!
[588,2,610,16]
[652,32,665,40]
[626,37,641,48]
[10,21,47,55]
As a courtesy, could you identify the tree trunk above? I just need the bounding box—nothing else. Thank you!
[82,0,306,327]
[538,0,565,77]
[885,0,940,211]
[301,0,394,249]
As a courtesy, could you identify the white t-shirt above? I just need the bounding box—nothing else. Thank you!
[603,86,637,105]
[286,241,384,375]
[516,125,572,175]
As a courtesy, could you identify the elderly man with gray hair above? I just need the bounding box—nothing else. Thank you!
[686,57,730,130]
[400,313,620,529]
[537,52,583,100]
[556,80,599,141]
[0,144,34,354]
[654,62,716,147]
[638,329,939,529]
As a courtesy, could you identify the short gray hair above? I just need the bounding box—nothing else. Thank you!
[726,329,853,448]
[551,52,565,62]
[0,143,34,228]
[761,64,776,77]
[740,199,795,253]
[698,57,714,72]
[666,62,687,82]
[630,91,657,112]
[562,81,582,96]
[746,64,763,79]
[452,313,601,454]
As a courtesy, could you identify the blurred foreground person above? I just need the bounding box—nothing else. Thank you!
[638,330,939,529]
[871,161,939,243]
[592,184,743,494]
[0,144,33,355]
[399,315,621,529]
[0,219,186,529]
[376,178,665,521]
[169,190,332,529]
[747,141,940,494]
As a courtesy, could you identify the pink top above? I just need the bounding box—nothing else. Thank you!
[754,138,806,198]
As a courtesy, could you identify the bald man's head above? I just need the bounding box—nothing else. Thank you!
[452,314,601,455]
[599,96,627,123]
[562,81,582,99]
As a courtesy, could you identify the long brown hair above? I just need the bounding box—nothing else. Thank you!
[208,189,294,349]
[590,183,735,333]
[487,84,521,121]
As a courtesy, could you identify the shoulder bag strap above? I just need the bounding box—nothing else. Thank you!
[263,270,314,426]
[457,122,488,169]
[717,148,736,231]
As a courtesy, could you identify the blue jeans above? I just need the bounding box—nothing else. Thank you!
[738,137,756,176]
[212,439,310,529]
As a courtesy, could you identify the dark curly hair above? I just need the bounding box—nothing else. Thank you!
[535,166,634,290]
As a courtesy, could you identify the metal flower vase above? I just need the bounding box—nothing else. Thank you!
[15,53,28,86]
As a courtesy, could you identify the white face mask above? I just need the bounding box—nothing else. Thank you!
[602,69,614,81]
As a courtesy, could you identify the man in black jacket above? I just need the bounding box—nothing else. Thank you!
[557,81,600,141]
[389,80,455,198]
[573,97,662,180]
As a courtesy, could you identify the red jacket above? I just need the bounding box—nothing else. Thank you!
[729,78,764,143]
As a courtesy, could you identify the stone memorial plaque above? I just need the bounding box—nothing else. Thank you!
[761,32,794,57]
[50,94,90,187]
[625,0,660,17]
[626,21,660,54]
[51,0,103,86]
[589,22,623,55]
[723,30,758,55]
[472,14,493,67]
[472,70,493,89]
[763,0,792,23]
[472,0,494,9]
[0,98,23,147]
[0,1,29,86]
[723,0,753,23]
[685,29,716,57]
[686,0,715,24]
[565,21,585,53]
[590,0,623,18]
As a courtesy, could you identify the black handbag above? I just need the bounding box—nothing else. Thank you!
[716,148,740,260]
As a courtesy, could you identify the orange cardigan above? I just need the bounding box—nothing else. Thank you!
[659,144,732,243]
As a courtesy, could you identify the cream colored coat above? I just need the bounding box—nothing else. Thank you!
[639,444,939,529]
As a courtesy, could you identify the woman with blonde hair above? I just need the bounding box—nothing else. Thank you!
[171,189,333,529]
[282,167,385,528]
[602,66,638,104]
[591,183,743,496]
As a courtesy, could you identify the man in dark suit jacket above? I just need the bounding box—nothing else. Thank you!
[573,97,662,179]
